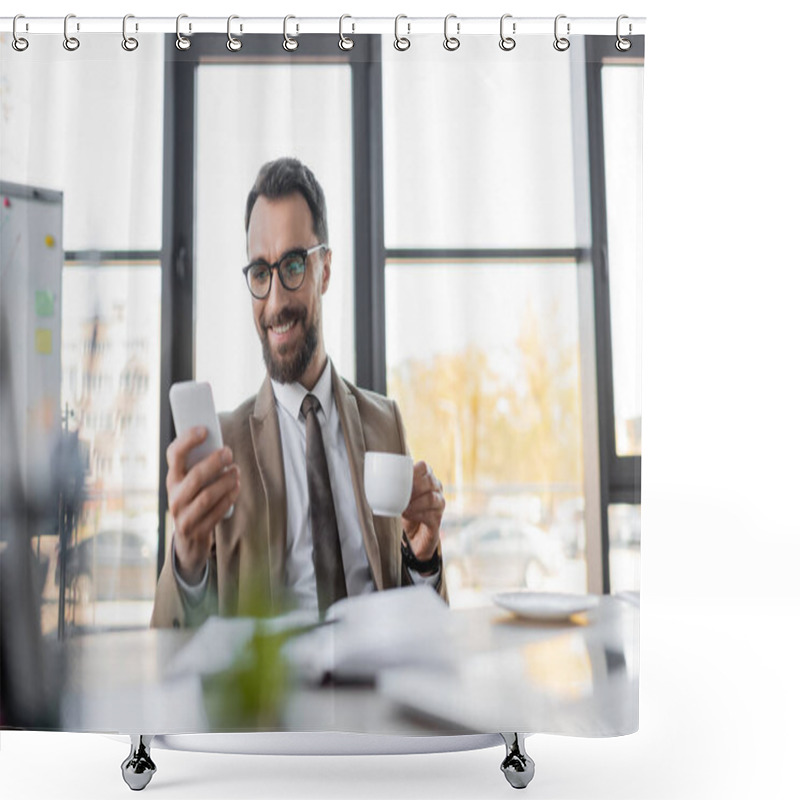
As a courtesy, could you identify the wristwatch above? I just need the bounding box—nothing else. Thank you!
[401,531,440,573]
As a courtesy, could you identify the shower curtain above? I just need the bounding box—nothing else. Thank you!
[1,15,643,752]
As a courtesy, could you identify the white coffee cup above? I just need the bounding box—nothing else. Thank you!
[364,452,414,517]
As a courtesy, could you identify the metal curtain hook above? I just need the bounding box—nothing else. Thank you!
[443,13,460,51]
[283,15,299,51]
[339,14,354,50]
[227,15,242,51]
[499,14,516,51]
[394,14,410,51]
[176,14,191,50]
[63,13,80,51]
[616,14,632,51]
[553,14,570,52]
[12,14,29,51]
[122,14,139,51]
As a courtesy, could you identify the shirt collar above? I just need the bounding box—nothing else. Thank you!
[271,357,333,423]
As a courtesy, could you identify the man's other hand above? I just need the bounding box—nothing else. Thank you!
[401,460,445,569]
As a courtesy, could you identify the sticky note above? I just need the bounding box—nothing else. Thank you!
[35,328,52,355]
[45,234,56,248]
[35,290,55,317]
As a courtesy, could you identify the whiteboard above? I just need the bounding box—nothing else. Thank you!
[0,181,63,498]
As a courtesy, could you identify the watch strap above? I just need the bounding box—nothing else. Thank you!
[401,531,440,573]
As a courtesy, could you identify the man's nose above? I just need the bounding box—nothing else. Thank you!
[263,271,292,316]
[268,268,290,303]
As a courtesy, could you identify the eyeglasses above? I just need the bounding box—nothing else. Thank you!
[242,243,327,300]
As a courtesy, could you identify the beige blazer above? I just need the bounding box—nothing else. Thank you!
[151,363,447,629]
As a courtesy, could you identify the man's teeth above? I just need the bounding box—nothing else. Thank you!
[272,320,295,334]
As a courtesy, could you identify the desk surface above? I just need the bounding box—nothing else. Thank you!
[61,596,638,737]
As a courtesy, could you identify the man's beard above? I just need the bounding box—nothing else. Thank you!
[259,304,319,384]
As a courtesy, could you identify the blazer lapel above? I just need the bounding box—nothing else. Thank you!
[331,364,384,591]
[248,376,287,611]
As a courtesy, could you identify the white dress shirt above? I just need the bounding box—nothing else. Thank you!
[174,358,438,614]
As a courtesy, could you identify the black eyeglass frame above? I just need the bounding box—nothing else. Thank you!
[242,243,328,299]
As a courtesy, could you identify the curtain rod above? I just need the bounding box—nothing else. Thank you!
[1,16,646,37]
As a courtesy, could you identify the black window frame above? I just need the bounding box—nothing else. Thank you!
[585,35,644,591]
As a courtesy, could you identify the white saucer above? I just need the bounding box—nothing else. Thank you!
[492,591,600,622]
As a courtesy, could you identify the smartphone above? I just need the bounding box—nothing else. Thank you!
[168,381,234,519]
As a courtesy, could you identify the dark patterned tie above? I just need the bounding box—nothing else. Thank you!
[301,393,348,615]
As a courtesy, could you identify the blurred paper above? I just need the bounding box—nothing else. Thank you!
[165,608,319,680]
[34,328,52,354]
[282,585,455,684]
[34,290,54,317]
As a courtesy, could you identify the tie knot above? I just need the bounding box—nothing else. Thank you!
[301,393,321,419]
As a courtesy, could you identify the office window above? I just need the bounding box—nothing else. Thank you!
[603,63,644,458]
[608,503,641,593]
[383,39,576,249]
[0,35,163,251]
[382,36,588,606]
[51,262,162,633]
[583,36,644,593]
[386,261,586,603]
[194,63,356,412]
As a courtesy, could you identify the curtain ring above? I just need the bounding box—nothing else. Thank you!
[615,15,632,51]
[499,14,516,51]
[63,13,80,51]
[122,14,139,51]
[226,15,242,51]
[12,14,29,52]
[338,14,354,51]
[553,14,570,52]
[283,15,299,51]
[176,14,191,50]
[394,14,411,51]
[443,14,460,51]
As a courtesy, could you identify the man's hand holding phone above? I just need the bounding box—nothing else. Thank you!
[168,381,238,585]
[166,428,240,584]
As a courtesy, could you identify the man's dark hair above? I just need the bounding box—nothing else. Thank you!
[245,157,328,244]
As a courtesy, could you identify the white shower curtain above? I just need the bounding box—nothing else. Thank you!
[1,16,643,745]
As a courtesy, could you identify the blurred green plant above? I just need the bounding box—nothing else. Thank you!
[201,584,298,731]
[203,626,291,730]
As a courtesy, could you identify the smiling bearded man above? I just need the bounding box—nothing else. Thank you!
[151,157,449,629]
